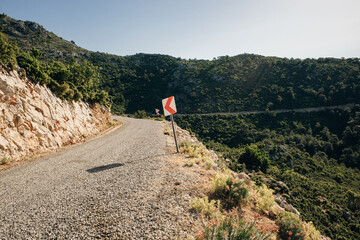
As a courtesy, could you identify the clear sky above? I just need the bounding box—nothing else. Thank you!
[1,0,360,60]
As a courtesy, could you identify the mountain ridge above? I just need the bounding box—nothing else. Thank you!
[1,14,359,115]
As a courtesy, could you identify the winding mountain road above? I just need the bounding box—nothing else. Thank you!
[176,103,356,116]
[0,117,194,239]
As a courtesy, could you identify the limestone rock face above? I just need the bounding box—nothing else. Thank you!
[0,68,111,162]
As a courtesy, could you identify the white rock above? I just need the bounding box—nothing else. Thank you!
[0,69,111,162]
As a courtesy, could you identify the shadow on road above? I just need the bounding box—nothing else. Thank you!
[86,163,124,173]
[86,153,177,173]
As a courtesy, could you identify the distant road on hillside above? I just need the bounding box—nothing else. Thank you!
[176,103,357,116]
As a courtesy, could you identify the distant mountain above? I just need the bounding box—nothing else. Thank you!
[90,52,360,114]
[1,14,359,114]
[0,14,89,63]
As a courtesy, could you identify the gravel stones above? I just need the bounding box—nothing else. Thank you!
[0,117,199,239]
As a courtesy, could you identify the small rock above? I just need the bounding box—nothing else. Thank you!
[238,172,250,181]
[13,115,23,127]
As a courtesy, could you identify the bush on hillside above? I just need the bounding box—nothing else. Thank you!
[276,212,305,240]
[0,32,18,69]
[16,52,51,85]
[197,210,272,240]
[238,145,270,172]
[211,173,249,210]
[134,110,147,119]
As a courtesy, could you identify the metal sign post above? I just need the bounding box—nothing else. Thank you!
[162,96,179,153]
[170,114,179,153]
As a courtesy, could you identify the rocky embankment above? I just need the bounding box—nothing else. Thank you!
[0,68,111,164]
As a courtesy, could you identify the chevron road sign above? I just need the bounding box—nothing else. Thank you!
[162,96,177,116]
[162,96,179,153]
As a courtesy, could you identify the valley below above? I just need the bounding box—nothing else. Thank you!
[0,13,359,239]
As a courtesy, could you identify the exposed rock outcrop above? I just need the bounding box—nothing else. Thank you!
[0,68,111,163]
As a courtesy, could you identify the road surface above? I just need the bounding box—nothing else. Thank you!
[0,117,193,239]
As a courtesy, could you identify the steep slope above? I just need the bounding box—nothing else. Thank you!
[176,109,360,239]
[0,67,111,166]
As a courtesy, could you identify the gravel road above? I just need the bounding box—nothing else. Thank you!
[0,117,196,239]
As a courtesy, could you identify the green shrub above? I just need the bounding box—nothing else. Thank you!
[16,52,51,85]
[302,221,321,240]
[255,184,275,213]
[73,89,83,101]
[56,83,71,98]
[211,172,232,196]
[0,32,18,69]
[1,158,9,165]
[134,110,147,119]
[239,145,270,172]
[95,90,111,108]
[211,173,249,210]
[276,212,305,240]
[197,210,272,240]
[180,141,209,161]
[191,197,221,218]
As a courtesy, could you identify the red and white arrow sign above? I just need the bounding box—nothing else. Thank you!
[162,96,177,116]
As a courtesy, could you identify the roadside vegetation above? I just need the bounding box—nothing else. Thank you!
[180,139,323,240]
[2,14,359,239]
[177,108,360,239]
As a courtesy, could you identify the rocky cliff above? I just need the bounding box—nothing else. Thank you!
[0,67,111,164]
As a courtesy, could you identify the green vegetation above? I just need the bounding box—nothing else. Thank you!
[191,197,221,218]
[198,217,271,240]
[239,146,270,173]
[2,14,359,239]
[16,50,111,106]
[211,173,249,210]
[255,184,275,214]
[134,110,148,119]
[191,172,272,240]
[177,107,360,239]
[179,141,216,169]
[88,53,360,115]
[2,15,359,114]
[0,30,18,69]
[0,30,110,107]
[276,212,305,240]
[1,158,9,165]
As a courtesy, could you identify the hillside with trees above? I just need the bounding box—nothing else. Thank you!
[89,52,360,114]
[0,15,110,107]
[1,15,359,114]
[176,108,360,239]
[1,14,360,239]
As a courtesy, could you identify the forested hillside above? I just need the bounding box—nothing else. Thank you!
[0,15,110,107]
[176,107,360,239]
[89,52,360,114]
[2,14,359,114]
[2,14,360,239]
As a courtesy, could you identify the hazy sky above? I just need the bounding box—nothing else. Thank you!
[1,0,360,59]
